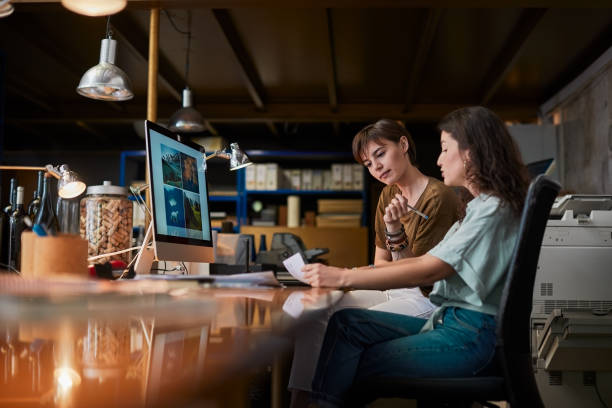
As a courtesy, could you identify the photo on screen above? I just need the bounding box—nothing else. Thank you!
[161,144,183,188]
[164,185,186,228]
[183,190,202,231]
[180,153,199,193]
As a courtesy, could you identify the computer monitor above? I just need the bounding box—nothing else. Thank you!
[144,120,214,263]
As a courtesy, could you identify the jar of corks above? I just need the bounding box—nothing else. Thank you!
[80,181,133,264]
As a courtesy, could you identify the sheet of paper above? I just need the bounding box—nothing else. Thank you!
[282,253,308,284]
[282,291,304,318]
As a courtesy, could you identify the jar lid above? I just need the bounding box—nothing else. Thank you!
[87,181,128,196]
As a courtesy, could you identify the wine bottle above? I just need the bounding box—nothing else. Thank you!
[34,175,59,236]
[8,187,27,270]
[27,171,44,218]
[3,178,16,215]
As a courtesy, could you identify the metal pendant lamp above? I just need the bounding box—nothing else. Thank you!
[0,0,14,18]
[77,17,134,101]
[61,0,126,17]
[168,12,205,133]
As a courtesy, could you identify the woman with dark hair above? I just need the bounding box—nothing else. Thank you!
[289,119,460,407]
[302,106,530,407]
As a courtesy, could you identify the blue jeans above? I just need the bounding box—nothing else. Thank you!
[311,307,497,407]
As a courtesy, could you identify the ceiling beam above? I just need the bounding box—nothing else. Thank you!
[75,120,109,142]
[403,8,443,112]
[212,9,267,111]
[111,12,183,102]
[4,15,125,113]
[6,82,55,113]
[7,103,539,124]
[324,8,339,112]
[479,8,547,105]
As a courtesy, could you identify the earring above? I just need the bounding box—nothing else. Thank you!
[463,160,467,169]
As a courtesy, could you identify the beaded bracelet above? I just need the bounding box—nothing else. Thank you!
[385,236,409,252]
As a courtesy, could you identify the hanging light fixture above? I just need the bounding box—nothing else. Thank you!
[77,17,134,101]
[61,0,126,17]
[0,0,14,18]
[168,11,205,133]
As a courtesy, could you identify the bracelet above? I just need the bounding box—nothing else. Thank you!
[385,236,409,252]
[386,232,407,244]
[385,225,405,237]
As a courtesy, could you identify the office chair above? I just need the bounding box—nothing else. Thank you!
[348,175,561,408]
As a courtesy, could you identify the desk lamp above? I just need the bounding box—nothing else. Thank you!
[0,164,86,199]
[205,143,253,171]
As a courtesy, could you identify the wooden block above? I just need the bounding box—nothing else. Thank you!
[20,231,89,279]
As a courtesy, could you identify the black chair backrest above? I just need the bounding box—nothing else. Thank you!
[496,175,560,353]
[495,175,560,407]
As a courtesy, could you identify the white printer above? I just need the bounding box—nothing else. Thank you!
[532,195,612,407]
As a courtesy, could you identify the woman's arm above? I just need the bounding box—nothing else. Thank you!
[303,254,455,290]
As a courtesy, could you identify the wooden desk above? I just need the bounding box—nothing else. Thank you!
[0,276,342,408]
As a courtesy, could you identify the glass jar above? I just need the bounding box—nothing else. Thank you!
[80,181,133,263]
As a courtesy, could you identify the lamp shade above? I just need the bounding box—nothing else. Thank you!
[168,88,205,133]
[229,143,252,171]
[46,165,86,199]
[0,0,14,18]
[77,38,133,101]
[61,0,126,16]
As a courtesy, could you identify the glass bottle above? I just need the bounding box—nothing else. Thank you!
[8,187,26,270]
[34,175,59,236]
[27,171,44,219]
[3,178,16,215]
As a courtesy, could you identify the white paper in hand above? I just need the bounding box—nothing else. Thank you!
[282,252,308,284]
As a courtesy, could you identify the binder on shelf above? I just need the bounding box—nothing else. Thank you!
[323,170,332,190]
[312,169,323,190]
[331,164,343,190]
[265,163,279,190]
[246,164,256,190]
[256,164,267,190]
[290,169,301,190]
[282,169,292,190]
[302,169,313,190]
[352,164,364,190]
[342,164,353,190]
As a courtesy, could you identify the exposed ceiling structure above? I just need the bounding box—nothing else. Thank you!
[1,1,611,153]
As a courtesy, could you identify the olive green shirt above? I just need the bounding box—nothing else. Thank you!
[374,177,461,257]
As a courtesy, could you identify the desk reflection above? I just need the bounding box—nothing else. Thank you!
[0,280,342,408]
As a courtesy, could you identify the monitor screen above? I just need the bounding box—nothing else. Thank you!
[144,120,214,263]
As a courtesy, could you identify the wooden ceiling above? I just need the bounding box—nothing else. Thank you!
[1,1,611,152]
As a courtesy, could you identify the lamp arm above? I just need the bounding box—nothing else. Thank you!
[205,150,231,161]
[0,165,61,179]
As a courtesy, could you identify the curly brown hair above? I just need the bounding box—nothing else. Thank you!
[438,106,530,217]
[352,119,417,166]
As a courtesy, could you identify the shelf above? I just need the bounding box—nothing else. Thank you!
[245,189,363,195]
[209,195,240,202]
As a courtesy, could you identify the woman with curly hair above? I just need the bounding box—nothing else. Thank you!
[289,119,460,407]
[302,106,530,407]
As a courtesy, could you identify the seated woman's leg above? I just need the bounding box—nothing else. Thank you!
[311,307,496,406]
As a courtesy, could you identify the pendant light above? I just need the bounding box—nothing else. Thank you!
[0,0,14,18]
[168,11,205,133]
[61,0,126,17]
[77,16,134,101]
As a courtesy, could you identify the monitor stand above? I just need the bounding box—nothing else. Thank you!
[134,223,155,275]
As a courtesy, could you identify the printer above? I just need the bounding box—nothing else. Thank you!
[532,195,612,407]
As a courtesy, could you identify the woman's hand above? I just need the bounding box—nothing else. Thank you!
[302,263,349,288]
[383,193,410,231]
